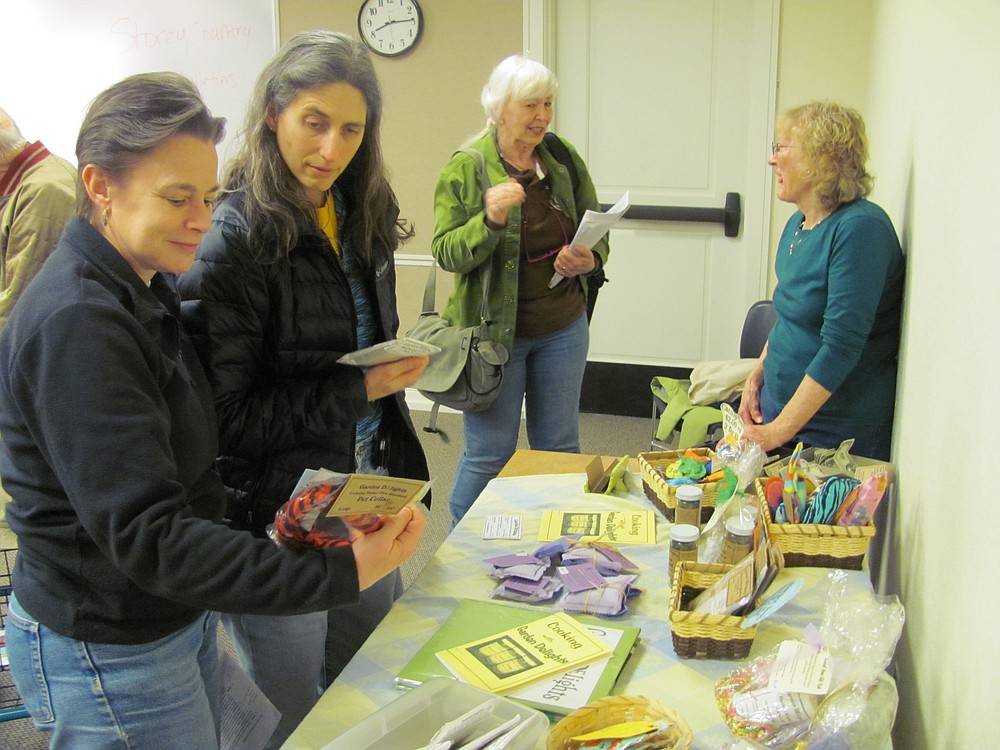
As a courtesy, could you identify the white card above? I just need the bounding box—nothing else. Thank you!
[767,640,833,695]
[482,515,523,540]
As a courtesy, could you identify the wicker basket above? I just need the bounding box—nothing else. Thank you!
[754,478,876,569]
[546,695,693,750]
[638,449,720,522]
[668,562,757,660]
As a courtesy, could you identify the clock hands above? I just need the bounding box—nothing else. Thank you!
[374,17,416,33]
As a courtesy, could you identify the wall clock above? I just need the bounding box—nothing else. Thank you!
[358,0,423,58]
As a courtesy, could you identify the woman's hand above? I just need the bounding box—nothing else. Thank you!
[553,244,596,278]
[484,178,525,227]
[742,420,796,453]
[738,361,766,425]
[352,503,426,590]
[743,374,832,453]
[363,356,429,402]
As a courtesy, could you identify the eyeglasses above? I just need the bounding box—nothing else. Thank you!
[524,190,571,263]
[771,142,795,155]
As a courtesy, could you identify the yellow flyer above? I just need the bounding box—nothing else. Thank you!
[327,474,431,516]
[435,612,612,694]
[538,510,656,544]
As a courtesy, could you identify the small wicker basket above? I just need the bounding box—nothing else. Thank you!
[638,449,720,522]
[546,695,693,750]
[754,478,876,569]
[668,562,757,660]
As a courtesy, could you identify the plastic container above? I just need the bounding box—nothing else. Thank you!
[673,485,703,528]
[320,676,549,750]
[720,517,755,565]
[668,524,700,581]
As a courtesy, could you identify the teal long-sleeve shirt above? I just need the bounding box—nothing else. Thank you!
[764,198,904,430]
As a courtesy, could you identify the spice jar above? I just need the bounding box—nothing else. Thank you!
[720,517,755,565]
[674,485,703,527]
[669,524,700,581]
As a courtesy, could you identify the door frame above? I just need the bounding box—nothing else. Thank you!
[524,0,781,415]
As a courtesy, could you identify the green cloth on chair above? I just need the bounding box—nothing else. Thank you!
[651,377,723,449]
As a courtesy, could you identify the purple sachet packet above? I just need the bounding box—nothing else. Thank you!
[557,563,607,594]
[562,574,639,617]
[490,576,563,603]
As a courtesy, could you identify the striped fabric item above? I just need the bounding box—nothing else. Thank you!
[0,142,50,196]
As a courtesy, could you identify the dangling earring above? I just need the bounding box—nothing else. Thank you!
[102,208,109,227]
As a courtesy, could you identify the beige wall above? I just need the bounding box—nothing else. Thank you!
[279,0,521,331]
[782,2,1000,746]
[768,0,875,291]
[863,2,1000,747]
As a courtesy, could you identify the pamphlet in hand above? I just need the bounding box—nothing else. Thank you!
[337,337,441,367]
[549,191,630,288]
[289,468,433,517]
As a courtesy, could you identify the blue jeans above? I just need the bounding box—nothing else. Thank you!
[761,389,892,461]
[222,571,402,749]
[449,312,589,523]
[6,593,220,749]
[223,433,402,749]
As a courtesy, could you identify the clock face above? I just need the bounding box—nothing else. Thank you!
[358,0,423,58]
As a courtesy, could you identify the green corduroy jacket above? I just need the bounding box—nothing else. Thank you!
[431,128,610,352]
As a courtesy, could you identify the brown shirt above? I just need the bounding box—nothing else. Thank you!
[503,159,585,338]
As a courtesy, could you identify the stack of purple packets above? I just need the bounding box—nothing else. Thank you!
[485,537,641,616]
[486,552,563,602]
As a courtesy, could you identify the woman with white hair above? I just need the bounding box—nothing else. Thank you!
[432,55,610,523]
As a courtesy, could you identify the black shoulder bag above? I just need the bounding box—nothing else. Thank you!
[543,132,609,322]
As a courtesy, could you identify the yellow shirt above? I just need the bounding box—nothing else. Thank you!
[316,194,338,254]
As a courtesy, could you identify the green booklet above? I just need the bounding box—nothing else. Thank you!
[395,599,640,716]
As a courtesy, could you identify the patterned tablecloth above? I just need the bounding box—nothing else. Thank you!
[284,471,878,750]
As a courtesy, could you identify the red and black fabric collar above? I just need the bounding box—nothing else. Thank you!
[0,141,51,197]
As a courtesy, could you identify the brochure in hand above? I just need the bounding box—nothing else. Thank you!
[396,600,639,714]
[337,337,441,367]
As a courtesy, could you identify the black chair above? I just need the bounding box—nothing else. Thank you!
[739,300,776,360]
[650,300,775,449]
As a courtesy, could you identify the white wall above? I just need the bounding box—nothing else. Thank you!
[864,2,1000,747]
[742,1,1000,744]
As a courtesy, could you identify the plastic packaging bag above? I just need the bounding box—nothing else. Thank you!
[715,570,904,749]
[701,437,766,563]
[268,471,384,549]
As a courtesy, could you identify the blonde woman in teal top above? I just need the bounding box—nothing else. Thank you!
[740,102,904,461]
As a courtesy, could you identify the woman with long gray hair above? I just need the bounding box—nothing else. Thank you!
[178,30,430,748]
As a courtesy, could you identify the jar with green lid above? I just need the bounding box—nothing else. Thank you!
[720,516,755,565]
[669,523,700,581]
[674,484,703,527]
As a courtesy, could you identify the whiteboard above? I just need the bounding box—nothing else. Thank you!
[1,0,278,169]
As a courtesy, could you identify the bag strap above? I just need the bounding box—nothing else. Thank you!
[422,147,494,321]
[422,148,495,436]
[543,132,580,195]
[543,131,607,323]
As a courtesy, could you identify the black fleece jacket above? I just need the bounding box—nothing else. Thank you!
[0,218,360,644]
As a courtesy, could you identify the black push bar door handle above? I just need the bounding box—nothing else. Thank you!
[600,191,741,237]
